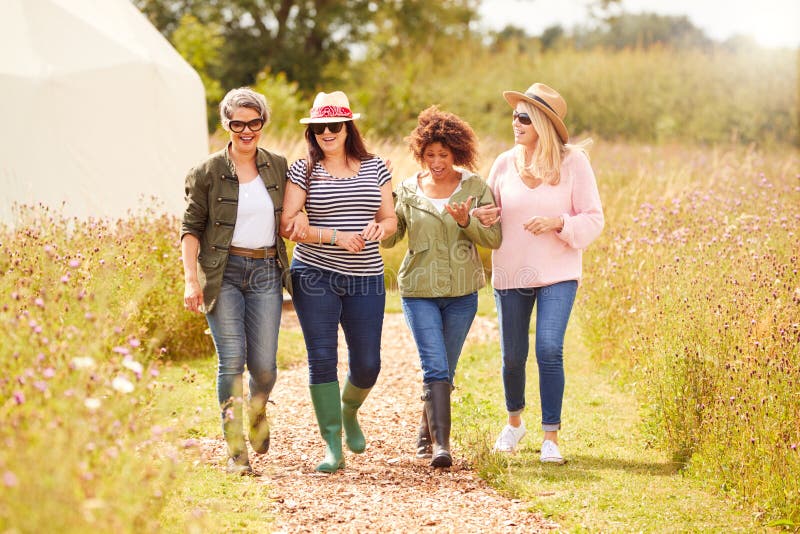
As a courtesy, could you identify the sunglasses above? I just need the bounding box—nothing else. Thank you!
[229,118,264,133]
[512,111,532,125]
[310,122,345,135]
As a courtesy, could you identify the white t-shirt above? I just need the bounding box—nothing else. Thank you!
[231,176,276,248]
[417,181,462,212]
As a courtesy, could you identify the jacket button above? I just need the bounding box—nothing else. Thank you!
[215,222,220,226]
[217,197,222,201]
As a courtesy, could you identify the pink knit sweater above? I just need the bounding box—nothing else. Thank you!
[487,147,604,289]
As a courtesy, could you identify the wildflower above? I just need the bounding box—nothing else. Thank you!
[112,346,130,356]
[129,338,141,348]
[13,391,25,404]
[111,376,134,394]
[3,471,18,487]
[42,367,55,378]
[182,438,200,448]
[150,368,160,377]
[71,356,96,370]
[68,259,81,268]
[33,381,47,393]
[60,275,70,283]
[122,357,143,377]
[84,398,101,410]
[34,297,44,308]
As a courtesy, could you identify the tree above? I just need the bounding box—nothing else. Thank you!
[134,0,376,91]
[171,14,225,131]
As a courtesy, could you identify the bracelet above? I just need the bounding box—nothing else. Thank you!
[330,228,337,245]
[317,228,323,244]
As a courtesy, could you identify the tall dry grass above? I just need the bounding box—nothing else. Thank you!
[0,204,207,532]
[577,143,800,524]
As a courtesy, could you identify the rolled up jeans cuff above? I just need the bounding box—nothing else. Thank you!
[542,422,561,432]
[508,408,524,417]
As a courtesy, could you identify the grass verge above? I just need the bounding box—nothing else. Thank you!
[453,307,763,532]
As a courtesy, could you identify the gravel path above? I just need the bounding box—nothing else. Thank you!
[198,311,557,533]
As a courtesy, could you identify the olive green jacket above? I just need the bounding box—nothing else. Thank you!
[181,144,291,312]
[381,170,502,298]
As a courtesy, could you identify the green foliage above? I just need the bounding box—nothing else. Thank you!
[340,44,798,147]
[171,14,224,131]
[134,0,446,91]
[250,69,307,134]
[574,13,712,50]
[577,143,800,523]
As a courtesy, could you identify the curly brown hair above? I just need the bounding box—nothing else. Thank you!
[405,106,478,171]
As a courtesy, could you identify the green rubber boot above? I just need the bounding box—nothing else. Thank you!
[309,381,345,473]
[341,379,372,454]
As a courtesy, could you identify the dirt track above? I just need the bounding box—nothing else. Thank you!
[198,311,557,533]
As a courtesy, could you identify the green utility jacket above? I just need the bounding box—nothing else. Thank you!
[181,144,291,312]
[382,170,501,297]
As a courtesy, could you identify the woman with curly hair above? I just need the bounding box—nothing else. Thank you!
[382,106,501,467]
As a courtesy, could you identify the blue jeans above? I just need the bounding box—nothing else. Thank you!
[290,260,385,387]
[206,255,283,417]
[494,281,577,431]
[401,293,478,384]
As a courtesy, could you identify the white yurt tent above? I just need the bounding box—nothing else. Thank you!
[0,0,208,224]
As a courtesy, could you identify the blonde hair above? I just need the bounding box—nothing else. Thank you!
[514,102,591,185]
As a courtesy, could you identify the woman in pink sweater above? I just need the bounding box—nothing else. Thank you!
[476,83,604,464]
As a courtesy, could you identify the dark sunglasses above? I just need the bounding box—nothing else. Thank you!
[310,122,345,135]
[512,111,532,125]
[229,118,264,133]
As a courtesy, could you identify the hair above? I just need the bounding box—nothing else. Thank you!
[304,120,373,180]
[514,101,591,185]
[406,106,478,171]
[218,87,270,131]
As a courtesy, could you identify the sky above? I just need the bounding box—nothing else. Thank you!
[477,0,800,48]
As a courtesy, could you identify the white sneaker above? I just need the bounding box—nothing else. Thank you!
[540,439,565,464]
[493,422,526,452]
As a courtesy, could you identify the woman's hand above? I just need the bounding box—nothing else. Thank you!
[335,231,366,253]
[361,220,387,242]
[445,195,474,227]
[472,204,501,226]
[285,212,309,241]
[184,280,203,313]
[523,215,563,235]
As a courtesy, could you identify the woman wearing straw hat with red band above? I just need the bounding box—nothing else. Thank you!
[474,83,604,464]
[280,91,397,473]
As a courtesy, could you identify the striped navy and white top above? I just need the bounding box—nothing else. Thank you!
[287,156,392,275]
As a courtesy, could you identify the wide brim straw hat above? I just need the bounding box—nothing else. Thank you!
[503,83,569,143]
[299,90,362,124]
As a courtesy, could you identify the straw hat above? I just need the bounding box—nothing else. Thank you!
[503,83,569,143]
[299,91,361,124]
